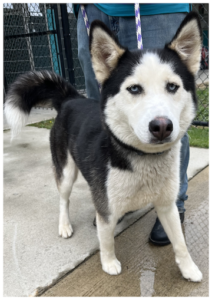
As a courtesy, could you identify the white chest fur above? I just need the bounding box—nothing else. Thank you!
[106,142,181,217]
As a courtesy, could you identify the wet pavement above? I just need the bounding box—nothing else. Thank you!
[42,167,209,297]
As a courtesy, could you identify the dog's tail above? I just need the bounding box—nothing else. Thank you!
[4,70,81,139]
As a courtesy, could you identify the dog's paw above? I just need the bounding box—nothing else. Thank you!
[181,263,202,282]
[176,256,202,282]
[182,265,202,282]
[59,223,73,238]
[102,258,122,275]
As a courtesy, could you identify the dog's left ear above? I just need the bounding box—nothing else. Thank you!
[167,12,202,75]
[89,20,126,84]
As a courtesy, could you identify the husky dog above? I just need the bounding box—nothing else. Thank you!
[5,12,202,281]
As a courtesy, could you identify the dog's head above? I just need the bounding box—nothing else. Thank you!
[89,12,202,153]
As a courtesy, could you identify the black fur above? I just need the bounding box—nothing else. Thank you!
[50,98,132,218]
[101,49,142,110]
[5,13,201,221]
[158,48,198,108]
[6,70,81,113]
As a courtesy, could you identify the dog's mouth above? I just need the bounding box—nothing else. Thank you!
[150,137,172,144]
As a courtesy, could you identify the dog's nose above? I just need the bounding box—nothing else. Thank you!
[149,117,173,141]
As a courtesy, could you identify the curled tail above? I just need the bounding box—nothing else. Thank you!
[4,70,81,139]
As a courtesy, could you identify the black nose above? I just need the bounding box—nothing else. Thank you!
[149,117,173,141]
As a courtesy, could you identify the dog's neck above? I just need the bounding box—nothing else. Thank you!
[109,129,169,157]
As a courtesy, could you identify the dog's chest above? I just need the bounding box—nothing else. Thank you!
[106,149,179,214]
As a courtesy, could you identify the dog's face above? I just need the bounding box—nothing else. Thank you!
[90,13,202,153]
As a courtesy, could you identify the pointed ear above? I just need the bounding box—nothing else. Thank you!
[89,20,126,84]
[167,12,202,75]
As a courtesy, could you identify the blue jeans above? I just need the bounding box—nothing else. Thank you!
[77,4,188,212]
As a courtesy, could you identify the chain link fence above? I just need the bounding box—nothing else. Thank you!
[4,4,61,90]
[192,4,209,126]
[4,3,209,125]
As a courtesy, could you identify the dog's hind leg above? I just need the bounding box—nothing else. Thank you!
[57,152,78,238]
[155,203,202,282]
[96,212,122,275]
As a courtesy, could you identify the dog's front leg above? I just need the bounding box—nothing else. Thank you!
[155,203,202,282]
[96,212,121,275]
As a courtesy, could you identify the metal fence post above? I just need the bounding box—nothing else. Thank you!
[22,4,35,71]
[60,4,75,85]
[44,4,54,72]
[51,4,66,79]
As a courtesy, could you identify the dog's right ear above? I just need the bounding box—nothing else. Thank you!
[89,20,126,84]
[167,12,202,75]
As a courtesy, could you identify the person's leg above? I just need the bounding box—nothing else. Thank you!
[116,13,190,227]
[77,4,110,100]
[141,13,189,206]
[117,16,137,50]
[77,7,128,227]
[140,13,187,50]
[117,12,187,51]
[116,14,190,246]
[133,13,189,244]
[78,10,189,234]
[177,133,189,215]
[150,132,189,245]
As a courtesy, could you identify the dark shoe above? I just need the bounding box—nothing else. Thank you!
[93,215,125,227]
[149,212,185,246]
[179,212,185,223]
[149,217,171,246]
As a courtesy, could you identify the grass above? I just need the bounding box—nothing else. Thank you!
[187,125,209,149]
[28,118,55,130]
[188,86,209,148]
[196,87,209,123]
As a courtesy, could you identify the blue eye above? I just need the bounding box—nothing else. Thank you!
[127,85,143,95]
[166,83,179,93]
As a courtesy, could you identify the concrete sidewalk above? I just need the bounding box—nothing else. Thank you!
[43,167,209,297]
[3,120,209,296]
[3,126,152,297]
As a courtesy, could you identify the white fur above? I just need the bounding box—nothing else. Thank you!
[104,52,196,154]
[58,152,78,238]
[4,97,29,140]
[155,204,202,281]
[107,142,181,218]
[90,26,125,84]
[98,141,202,280]
[96,144,181,275]
[95,53,200,279]
[96,213,122,275]
[168,19,202,75]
